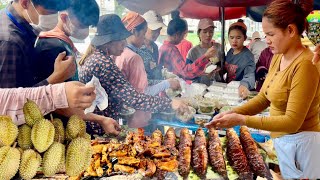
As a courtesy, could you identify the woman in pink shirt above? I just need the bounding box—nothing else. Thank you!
[115,12,180,128]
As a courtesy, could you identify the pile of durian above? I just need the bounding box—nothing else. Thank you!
[0,99,92,180]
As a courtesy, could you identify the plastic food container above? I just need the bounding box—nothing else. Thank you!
[198,109,215,116]
[194,114,212,126]
[198,101,215,113]
[176,106,196,122]
[165,88,182,98]
[119,107,135,121]
[159,110,175,121]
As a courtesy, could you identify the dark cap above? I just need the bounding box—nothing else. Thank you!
[91,14,132,46]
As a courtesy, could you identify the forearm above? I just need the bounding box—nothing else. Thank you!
[145,80,170,96]
[0,83,68,125]
[109,73,172,112]
[55,108,104,124]
[233,92,270,116]
[33,79,49,87]
[180,55,209,79]
[244,114,303,133]
[241,72,255,90]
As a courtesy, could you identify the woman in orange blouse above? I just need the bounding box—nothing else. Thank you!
[206,0,320,178]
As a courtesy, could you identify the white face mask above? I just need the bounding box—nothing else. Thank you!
[26,1,39,25]
[37,14,59,31]
[65,16,89,40]
[26,1,58,31]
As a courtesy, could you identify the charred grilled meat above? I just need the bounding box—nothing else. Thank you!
[178,128,192,178]
[164,127,176,147]
[192,128,208,179]
[138,158,156,177]
[114,164,135,174]
[226,128,253,180]
[164,127,178,156]
[240,126,272,179]
[155,157,178,172]
[208,128,227,179]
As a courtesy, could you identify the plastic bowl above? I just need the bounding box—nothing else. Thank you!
[194,114,212,126]
[119,107,135,121]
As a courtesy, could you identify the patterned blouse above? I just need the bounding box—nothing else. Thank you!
[79,49,172,135]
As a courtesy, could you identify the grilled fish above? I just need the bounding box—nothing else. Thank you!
[226,128,253,180]
[192,128,208,179]
[178,128,192,178]
[208,128,227,179]
[164,127,178,156]
[240,126,272,179]
[164,127,176,147]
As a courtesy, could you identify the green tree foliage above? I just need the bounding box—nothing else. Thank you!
[114,1,126,18]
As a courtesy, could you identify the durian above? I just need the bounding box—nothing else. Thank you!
[31,119,55,153]
[19,149,42,180]
[79,132,91,141]
[43,142,65,176]
[0,115,18,147]
[17,124,33,149]
[23,99,43,127]
[52,118,65,143]
[66,137,92,176]
[0,146,21,180]
[66,115,86,139]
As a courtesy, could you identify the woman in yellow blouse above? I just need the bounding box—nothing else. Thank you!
[206,0,320,179]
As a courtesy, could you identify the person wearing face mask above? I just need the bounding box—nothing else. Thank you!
[33,0,99,83]
[0,0,74,88]
[31,0,121,136]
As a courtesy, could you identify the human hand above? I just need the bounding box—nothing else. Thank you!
[65,81,96,109]
[204,46,217,59]
[167,78,181,90]
[256,68,268,81]
[99,117,121,135]
[238,85,249,99]
[312,44,320,64]
[171,98,189,113]
[205,112,245,129]
[47,51,77,84]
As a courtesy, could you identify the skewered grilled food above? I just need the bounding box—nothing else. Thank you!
[226,128,253,180]
[164,127,178,156]
[240,126,272,179]
[208,128,227,179]
[178,128,192,178]
[192,128,208,179]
